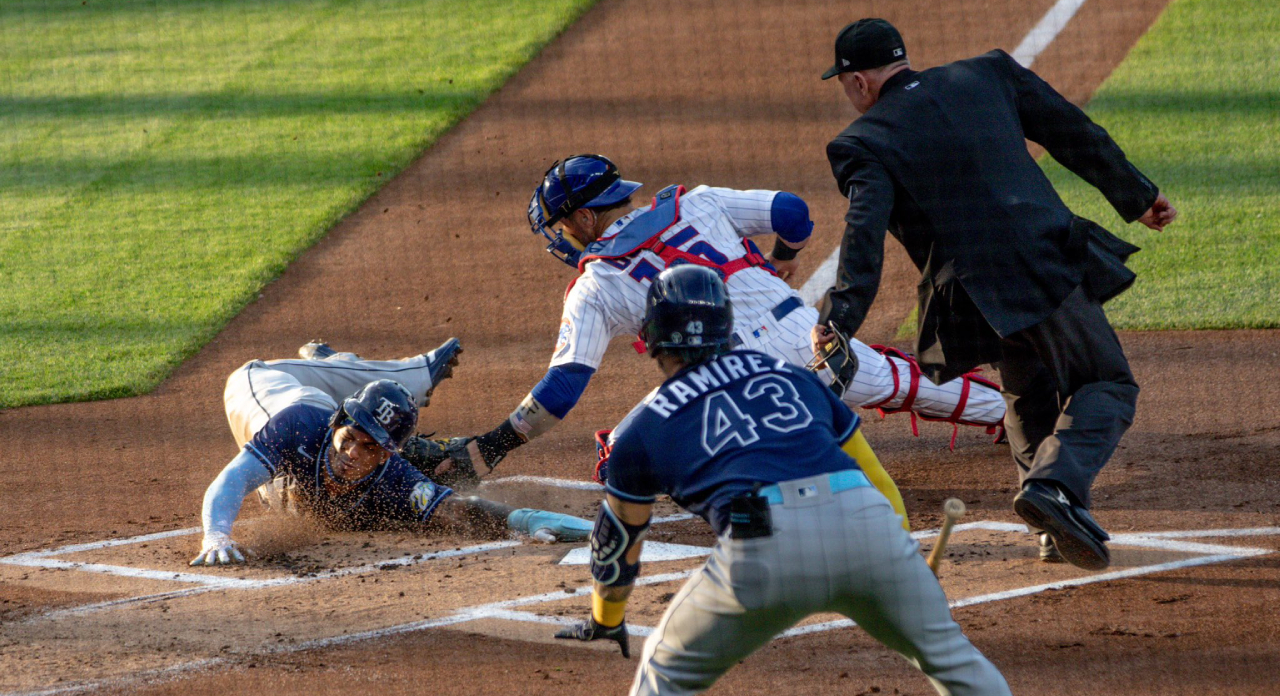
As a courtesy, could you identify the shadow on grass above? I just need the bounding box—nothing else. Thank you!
[1088,87,1280,118]
[0,88,485,121]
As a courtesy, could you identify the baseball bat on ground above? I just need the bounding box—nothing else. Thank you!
[926,498,967,576]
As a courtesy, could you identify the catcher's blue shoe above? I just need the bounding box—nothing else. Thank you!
[506,509,593,543]
[424,338,462,392]
[298,340,337,360]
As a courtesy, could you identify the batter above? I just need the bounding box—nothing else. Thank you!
[555,266,1010,696]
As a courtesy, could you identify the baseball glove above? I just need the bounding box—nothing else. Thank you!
[400,435,480,489]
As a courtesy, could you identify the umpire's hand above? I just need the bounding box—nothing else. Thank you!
[555,616,631,657]
[1138,193,1177,231]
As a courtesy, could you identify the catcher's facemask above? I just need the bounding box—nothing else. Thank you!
[805,324,860,397]
[528,189,583,268]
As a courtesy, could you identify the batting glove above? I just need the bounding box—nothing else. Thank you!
[555,616,631,658]
[189,532,251,567]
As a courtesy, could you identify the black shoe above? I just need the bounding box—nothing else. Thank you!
[298,340,337,360]
[1013,481,1110,571]
[1039,533,1064,563]
[424,338,463,392]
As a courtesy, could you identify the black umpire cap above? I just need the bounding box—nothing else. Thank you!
[821,18,907,79]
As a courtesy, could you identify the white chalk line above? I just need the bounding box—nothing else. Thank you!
[1011,0,1089,67]
[1,475,683,596]
[8,476,685,624]
[6,525,1273,696]
[797,0,1087,307]
[16,537,519,624]
[483,474,603,491]
[3,527,204,560]
[783,552,1264,637]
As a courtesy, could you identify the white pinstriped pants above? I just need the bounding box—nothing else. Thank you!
[743,304,1004,426]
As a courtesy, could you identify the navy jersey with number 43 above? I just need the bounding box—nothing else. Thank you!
[245,403,452,530]
[605,350,862,534]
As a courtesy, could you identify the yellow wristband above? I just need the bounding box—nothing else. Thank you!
[591,592,627,628]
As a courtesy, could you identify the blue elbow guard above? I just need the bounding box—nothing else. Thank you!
[589,502,650,586]
[530,363,595,419]
[771,192,814,244]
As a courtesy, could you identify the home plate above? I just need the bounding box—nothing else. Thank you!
[559,541,711,565]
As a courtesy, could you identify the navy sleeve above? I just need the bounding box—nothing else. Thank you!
[603,426,660,504]
[828,388,860,443]
[374,458,454,524]
[246,404,327,477]
[794,365,860,442]
[770,192,814,244]
[529,363,596,419]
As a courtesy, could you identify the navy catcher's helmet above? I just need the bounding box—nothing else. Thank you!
[329,379,418,453]
[641,266,735,355]
[528,154,643,267]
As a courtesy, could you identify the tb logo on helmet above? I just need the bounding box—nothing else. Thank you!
[375,397,397,425]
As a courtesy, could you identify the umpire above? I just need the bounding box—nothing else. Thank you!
[815,18,1177,571]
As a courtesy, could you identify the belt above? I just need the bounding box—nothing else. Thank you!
[757,469,872,505]
[731,296,805,347]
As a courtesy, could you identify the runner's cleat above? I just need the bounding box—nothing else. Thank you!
[424,338,463,393]
[298,340,337,361]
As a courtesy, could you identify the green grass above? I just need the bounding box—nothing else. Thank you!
[0,0,596,408]
[1041,0,1280,330]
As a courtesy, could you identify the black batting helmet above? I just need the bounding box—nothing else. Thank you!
[329,380,418,453]
[640,265,734,356]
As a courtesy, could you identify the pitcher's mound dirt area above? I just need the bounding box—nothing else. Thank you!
[4,0,1278,694]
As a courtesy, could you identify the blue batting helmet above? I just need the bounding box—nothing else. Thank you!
[528,154,643,267]
[329,380,418,453]
[641,266,735,355]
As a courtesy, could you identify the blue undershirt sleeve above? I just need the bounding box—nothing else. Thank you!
[202,448,274,537]
[770,192,814,244]
[529,363,596,420]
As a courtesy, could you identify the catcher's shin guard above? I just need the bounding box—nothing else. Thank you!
[866,345,1006,450]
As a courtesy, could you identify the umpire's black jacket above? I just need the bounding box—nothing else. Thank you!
[820,49,1158,383]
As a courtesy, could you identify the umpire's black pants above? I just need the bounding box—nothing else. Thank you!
[999,285,1138,509]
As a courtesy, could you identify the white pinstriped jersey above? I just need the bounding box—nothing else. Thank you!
[550,186,803,370]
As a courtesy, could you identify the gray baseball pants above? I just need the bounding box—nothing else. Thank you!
[630,480,1011,696]
[223,353,437,448]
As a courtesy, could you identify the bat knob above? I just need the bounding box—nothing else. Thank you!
[943,498,966,519]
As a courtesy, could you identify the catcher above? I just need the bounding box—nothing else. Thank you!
[191,340,591,565]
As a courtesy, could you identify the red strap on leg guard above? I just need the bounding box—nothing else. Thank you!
[593,429,613,484]
[865,345,922,437]
[910,367,1005,450]
[864,347,1007,449]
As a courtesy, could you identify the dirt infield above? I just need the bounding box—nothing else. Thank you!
[5,0,1279,694]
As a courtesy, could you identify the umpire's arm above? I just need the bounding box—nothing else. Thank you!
[818,137,894,336]
[999,50,1159,222]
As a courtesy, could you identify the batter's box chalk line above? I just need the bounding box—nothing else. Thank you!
[7,524,1277,696]
[2,473,1276,696]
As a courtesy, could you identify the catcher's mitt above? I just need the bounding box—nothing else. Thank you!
[805,324,859,397]
[400,435,481,489]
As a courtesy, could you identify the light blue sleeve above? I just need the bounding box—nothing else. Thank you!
[201,448,274,537]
